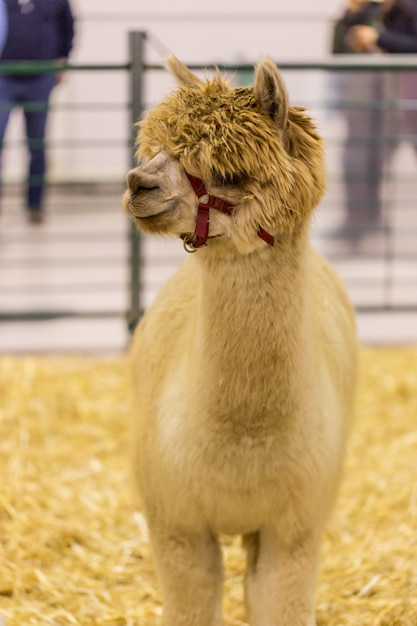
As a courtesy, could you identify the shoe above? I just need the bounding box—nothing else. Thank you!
[27,209,44,224]
[331,215,382,241]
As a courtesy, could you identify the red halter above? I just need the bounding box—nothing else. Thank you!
[181,173,275,252]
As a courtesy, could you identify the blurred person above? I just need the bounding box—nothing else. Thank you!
[347,0,417,53]
[333,0,383,54]
[0,0,75,224]
[332,0,387,240]
[347,0,417,166]
[332,0,417,241]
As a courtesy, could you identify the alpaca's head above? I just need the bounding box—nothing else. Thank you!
[124,57,326,254]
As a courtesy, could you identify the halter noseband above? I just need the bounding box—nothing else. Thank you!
[180,173,275,253]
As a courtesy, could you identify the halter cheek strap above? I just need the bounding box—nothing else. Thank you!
[181,173,275,252]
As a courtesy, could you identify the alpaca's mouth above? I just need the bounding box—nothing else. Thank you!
[124,187,174,222]
[133,208,171,221]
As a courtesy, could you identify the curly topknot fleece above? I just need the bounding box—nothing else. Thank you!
[135,60,326,237]
[137,73,324,189]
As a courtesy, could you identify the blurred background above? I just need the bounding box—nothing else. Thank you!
[1,0,416,352]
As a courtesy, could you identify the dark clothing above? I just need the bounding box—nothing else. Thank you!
[0,0,75,214]
[1,0,74,62]
[332,2,382,54]
[331,1,417,239]
[378,0,417,52]
[379,0,417,133]
[332,3,388,231]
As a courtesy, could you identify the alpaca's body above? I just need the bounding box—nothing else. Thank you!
[132,247,355,538]
[124,57,357,626]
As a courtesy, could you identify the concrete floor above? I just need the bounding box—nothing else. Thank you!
[1,184,416,353]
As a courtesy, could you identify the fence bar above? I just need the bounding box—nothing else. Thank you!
[127,31,146,333]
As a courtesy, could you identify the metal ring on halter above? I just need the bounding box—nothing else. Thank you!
[183,239,197,253]
[180,233,199,253]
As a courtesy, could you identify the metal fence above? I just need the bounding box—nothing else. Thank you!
[1,32,417,347]
[0,38,137,344]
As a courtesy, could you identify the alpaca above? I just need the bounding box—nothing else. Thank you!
[123,56,357,626]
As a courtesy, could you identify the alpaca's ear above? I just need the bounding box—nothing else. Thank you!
[166,55,204,88]
[254,58,288,128]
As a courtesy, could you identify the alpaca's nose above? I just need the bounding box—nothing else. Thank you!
[127,169,159,196]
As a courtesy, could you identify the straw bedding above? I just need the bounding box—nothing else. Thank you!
[0,347,416,625]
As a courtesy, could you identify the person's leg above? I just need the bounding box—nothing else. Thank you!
[22,74,56,220]
[341,72,385,238]
[0,76,15,211]
[398,72,417,160]
[394,73,417,240]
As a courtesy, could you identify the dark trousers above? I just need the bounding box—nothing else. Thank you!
[0,73,56,210]
[334,71,417,232]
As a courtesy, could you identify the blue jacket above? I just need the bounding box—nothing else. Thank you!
[0,0,7,55]
[1,0,74,61]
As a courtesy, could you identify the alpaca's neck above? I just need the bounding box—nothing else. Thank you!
[190,236,311,409]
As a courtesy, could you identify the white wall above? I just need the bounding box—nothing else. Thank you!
[3,1,346,184]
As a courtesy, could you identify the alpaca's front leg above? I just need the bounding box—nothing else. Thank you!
[243,528,321,626]
[148,524,224,626]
